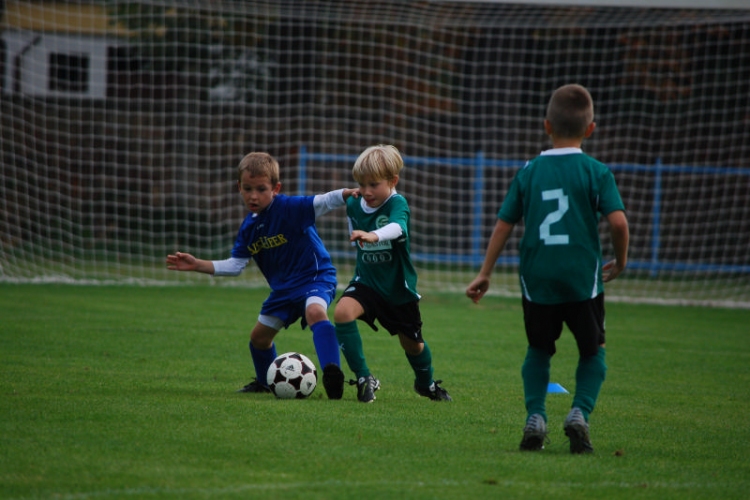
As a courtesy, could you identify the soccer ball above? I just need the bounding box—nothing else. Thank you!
[266,352,318,399]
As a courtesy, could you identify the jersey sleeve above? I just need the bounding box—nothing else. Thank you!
[388,195,411,234]
[497,167,525,224]
[596,169,626,216]
[230,214,255,259]
[281,195,317,228]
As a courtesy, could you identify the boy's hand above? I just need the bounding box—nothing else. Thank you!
[342,188,360,200]
[166,251,198,271]
[466,276,490,304]
[350,230,378,244]
[602,259,625,282]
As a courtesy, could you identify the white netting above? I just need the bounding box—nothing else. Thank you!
[1,1,749,307]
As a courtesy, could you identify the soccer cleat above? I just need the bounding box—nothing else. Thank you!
[322,363,345,400]
[351,375,380,403]
[414,380,452,401]
[236,378,271,393]
[519,413,549,451]
[564,407,594,454]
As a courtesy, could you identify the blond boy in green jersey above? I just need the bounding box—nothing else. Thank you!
[333,145,451,403]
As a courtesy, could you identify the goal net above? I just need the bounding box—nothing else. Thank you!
[2,1,749,307]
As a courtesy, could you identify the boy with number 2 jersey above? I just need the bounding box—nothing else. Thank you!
[466,84,629,453]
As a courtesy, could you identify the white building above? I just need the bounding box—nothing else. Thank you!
[2,29,125,98]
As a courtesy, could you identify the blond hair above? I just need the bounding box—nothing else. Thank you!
[237,152,280,184]
[546,84,594,139]
[352,145,404,184]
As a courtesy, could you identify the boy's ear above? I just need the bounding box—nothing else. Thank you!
[584,121,596,138]
[390,175,400,188]
[544,119,553,136]
[273,182,282,195]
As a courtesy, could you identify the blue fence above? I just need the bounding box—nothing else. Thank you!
[299,146,750,275]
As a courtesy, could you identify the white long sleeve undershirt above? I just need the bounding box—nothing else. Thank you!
[313,189,346,217]
[212,257,249,276]
[372,222,403,241]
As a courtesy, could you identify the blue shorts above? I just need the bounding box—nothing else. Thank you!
[260,281,337,329]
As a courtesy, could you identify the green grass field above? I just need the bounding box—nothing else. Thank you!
[1,284,749,499]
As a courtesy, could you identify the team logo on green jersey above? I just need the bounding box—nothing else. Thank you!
[357,239,393,251]
[358,215,393,262]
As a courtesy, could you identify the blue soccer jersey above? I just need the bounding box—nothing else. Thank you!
[230,194,336,292]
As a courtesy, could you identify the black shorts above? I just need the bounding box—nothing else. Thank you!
[339,282,423,342]
[522,294,605,357]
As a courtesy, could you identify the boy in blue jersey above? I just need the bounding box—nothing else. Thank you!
[166,152,358,399]
[466,84,629,453]
[332,144,451,403]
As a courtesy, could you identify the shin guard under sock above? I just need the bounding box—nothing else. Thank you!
[406,341,434,389]
[522,346,551,422]
[335,321,370,379]
[311,320,341,369]
[573,347,607,421]
[250,342,277,386]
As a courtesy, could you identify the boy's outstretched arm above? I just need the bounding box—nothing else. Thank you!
[602,210,629,282]
[466,219,514,304]
[313,188,360,217]
[166,251,216,274]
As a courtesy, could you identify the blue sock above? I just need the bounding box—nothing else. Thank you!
[311,320,340,369]
[250,342,277,386]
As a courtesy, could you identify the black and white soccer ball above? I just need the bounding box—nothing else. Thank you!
[266,352,318,399]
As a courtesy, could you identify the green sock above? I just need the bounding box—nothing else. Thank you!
[335,321,370,379]
[406,341,434,389]
[573,347,607,421]
[521,346,551,422]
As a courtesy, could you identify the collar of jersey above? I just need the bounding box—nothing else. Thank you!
[540,147,582,156]
[360,190,398,214]
[251,197,277,218]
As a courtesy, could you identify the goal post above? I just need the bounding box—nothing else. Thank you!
[1,0,749,307]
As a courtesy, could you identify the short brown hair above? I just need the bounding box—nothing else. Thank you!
[546,84,594,139]
[237,152,280,184]
[352,145,403,184]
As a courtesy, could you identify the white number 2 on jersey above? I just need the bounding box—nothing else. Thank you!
[539,189,569,245]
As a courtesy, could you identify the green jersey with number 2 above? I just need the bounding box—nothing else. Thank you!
[498,149,625,305]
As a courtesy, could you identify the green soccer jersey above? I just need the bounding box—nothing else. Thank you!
[345,192,420,305]
[498,148,625,305]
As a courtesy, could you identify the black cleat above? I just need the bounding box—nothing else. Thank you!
[414,380,452,401]
[519,413,549,451]
[351,375,380,403]
[236,378,271,393]
[322,364,345,400]
[564,407,594,454]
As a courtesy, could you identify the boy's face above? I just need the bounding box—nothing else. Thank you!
[357,176,398,209]
[237,172,281,214]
